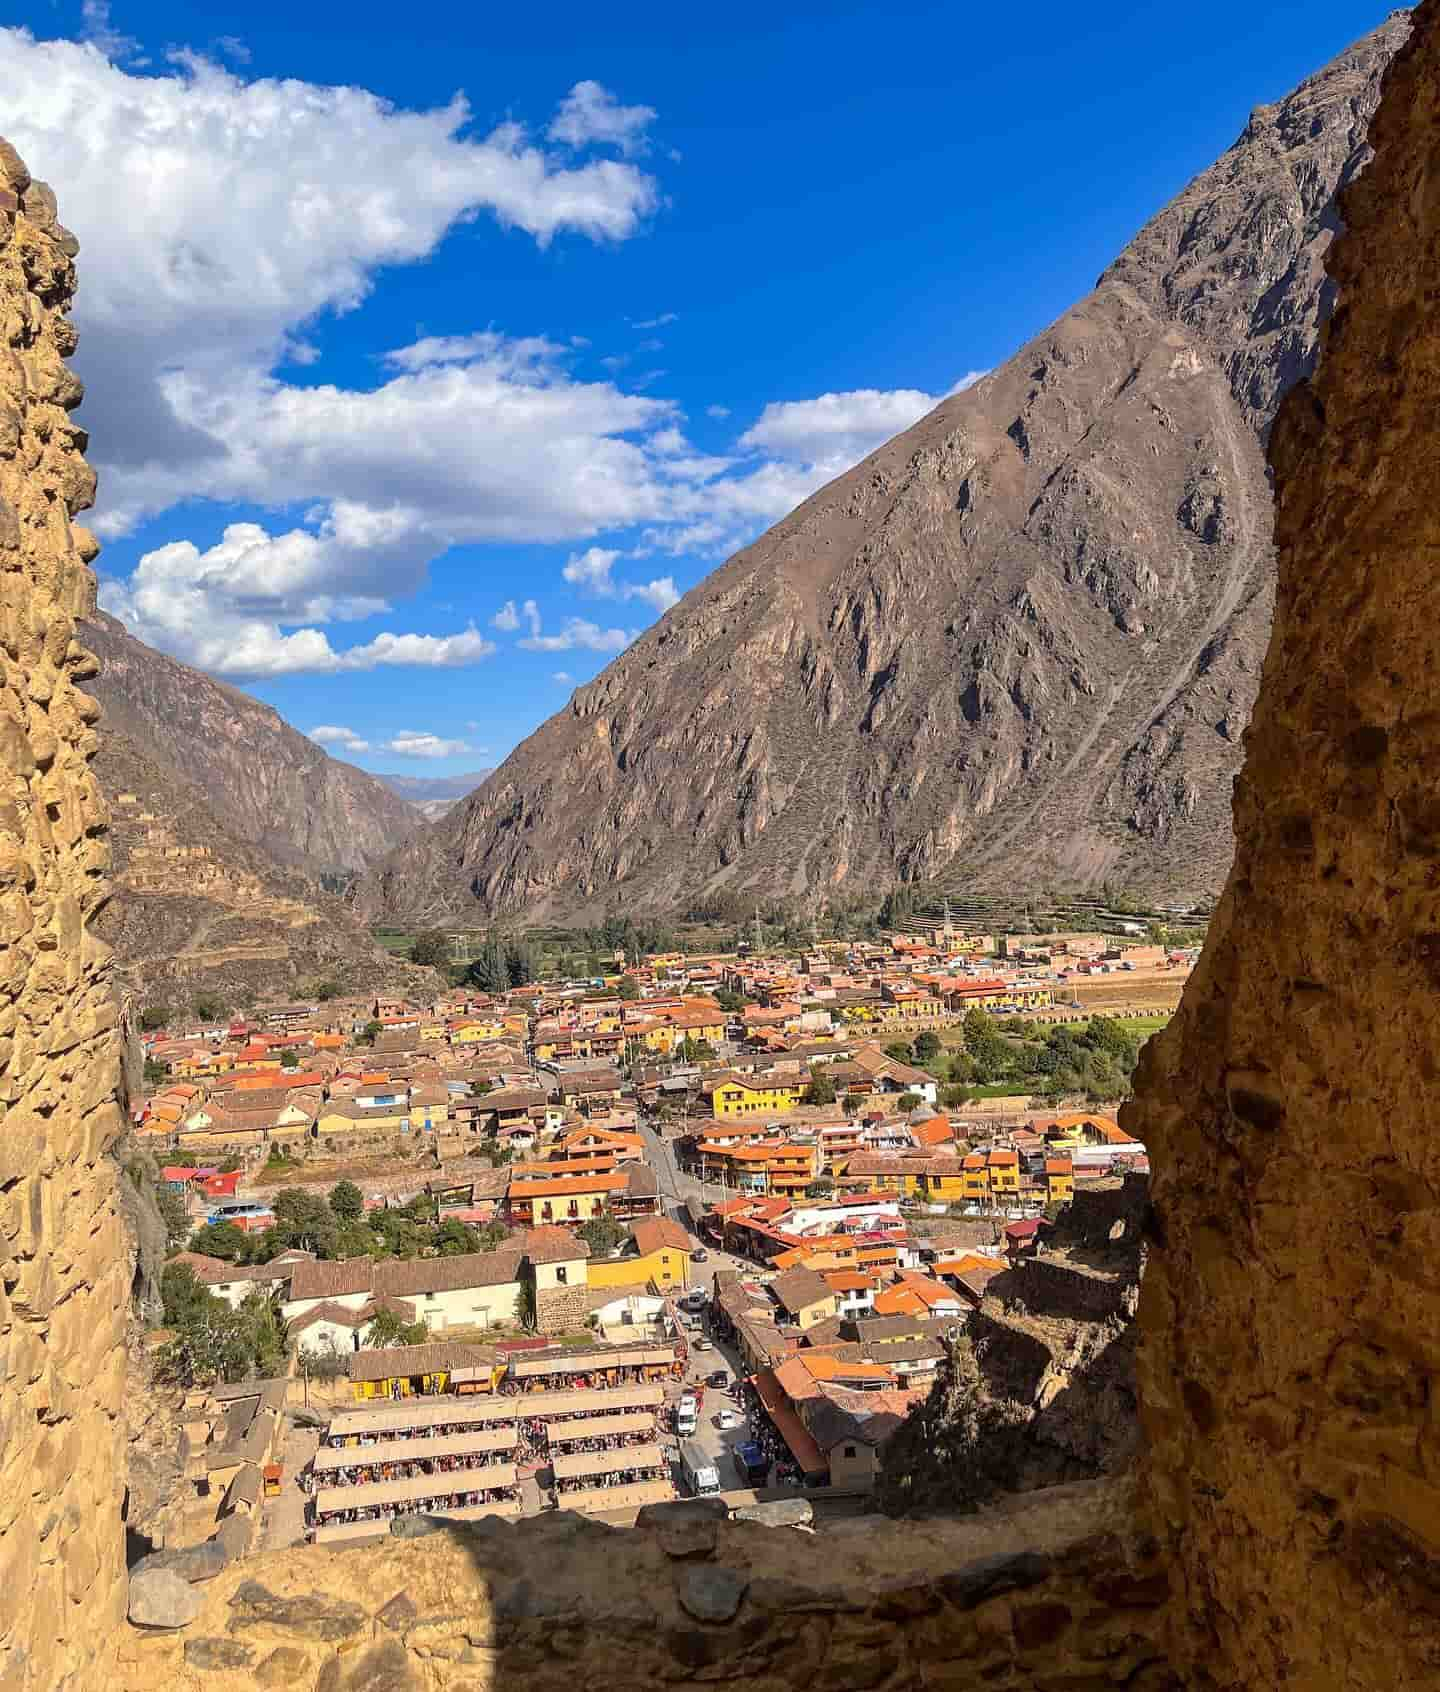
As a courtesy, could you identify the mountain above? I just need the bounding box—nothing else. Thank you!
[93,727,423,1007]
[355,17,1407,929]
[373,771,495,802]
[82,611,419,877]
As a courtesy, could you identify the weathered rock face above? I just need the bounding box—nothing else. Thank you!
[82,610,418,878]
[91,724,426,1005]
[1127,6,1440,1685]
[357,14,1408,928]
[0,148,129,1690]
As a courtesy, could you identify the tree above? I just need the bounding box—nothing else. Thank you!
[577,1213,625,1256]
[914,1030,943,1063]
[279,1049,299,1070]
[187,1221,248,1262]
[897,1091,923,1111]
[474,1219,512,1251]
[365,1308,430,1348]
[433,1218,480,1256]
[139,1005,169,1031]
[506,937,538,987]
[299,1336,350,1382]
[192,994,226,1023]
[310,980,341,1002]
[940,1082,975,1110]
[884,1040,915,1064]
[269,1189,339,1257]
[156,1186,191,1248]
[515,1279,537,1331]
[469,931,509,995]
[804,1068,837,1106]
[714,989,747,1014]
[360,1020,383,1046]
[805,1176,834,1199]
[328,1181,364,1223]
[142,1057,168,1089]
[616,975,639,1001]
[680,1037,715,1063]
[410,929,449,969]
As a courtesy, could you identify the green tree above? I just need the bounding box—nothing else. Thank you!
[940,1082,975,1110]
[897,1091,923,1111]
[433,1218,480,1256]
[884,1040,915,1064]
[714,988,747,1013]
[506,938,539,987]
[192,993,226,1023]
[310,980,341,1002]
[474,1219,512,1251]
[469,930,509,995]
[914,1030,942,1063]
[680,1037,715,1063]
[279,1049,299,1070]
[270,1189,339,1256]
[515,1279,537,1331]
[142,1057,168,1089]
[616,975,639,1001]
[365,1308,430,1348]
[187,1220,248,1262]
[805,1176,834,1199]
[577,1214,625,1256]
[328,1180,365,1223]
[410,929,449,968]
[139,1005,170,1031]
[360,1019,383,1046]
[156,1186,191,1247]
[804,1068,837,1106]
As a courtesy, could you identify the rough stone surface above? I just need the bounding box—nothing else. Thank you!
[676,1562,749,1624]
[128,1567,203,1630]
[184,1636,256,1671]
[131,1537,231,1584]
[357,15,1408,926]
[1126,8,1440,1688]
[0,136,129,1692]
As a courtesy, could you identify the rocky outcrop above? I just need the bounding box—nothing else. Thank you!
[82,610,418,878]
[92,725,424,1005]
[357,14,1408,928]
[0,146,130,1691]
[1128,6,1440,1686]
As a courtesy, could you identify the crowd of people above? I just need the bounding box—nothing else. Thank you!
[312,1482,521,1530]
[553,1459,668,1496]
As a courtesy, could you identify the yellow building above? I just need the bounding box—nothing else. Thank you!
[987,1149,1021,1196]
[314,1103,409,1142]
[707,1072,806,1119]
[1045,1158,1074,1203]
[451,1016,506,1045]
[587,1218,692,1292]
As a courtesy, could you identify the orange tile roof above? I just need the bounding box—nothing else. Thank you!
[508,1173,628,1199]
[821,1271,874,1293]
[800,1351,895,1384]
[872,1285,925,1316]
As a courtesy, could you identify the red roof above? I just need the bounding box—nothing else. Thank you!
[1005,1219,1044,1240]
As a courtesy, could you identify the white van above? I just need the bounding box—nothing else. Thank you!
[675,1394,699,1437]
[680,1443,721,1496]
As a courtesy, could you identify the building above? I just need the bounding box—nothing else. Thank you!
[705,1069,807,1120]
[283,1248,525,1334]
[522,1226,591,1330]
[770,1267,840,1330]
[587,1217,692,1293]
[507,1169,628,1227]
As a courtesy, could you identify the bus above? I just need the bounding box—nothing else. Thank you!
[680,1443,720,1497]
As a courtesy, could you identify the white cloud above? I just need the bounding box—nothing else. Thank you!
[560,546,679,612]
[491,602,521,632]
[706,404,730,419]
[548,80,656,157]
[99,521,499,676]
[383,731,473,760]
[948,369,989,394]
[738,387,939,466]
[552,671,574,684]
[81,1,142,63]
[630,312,677,329]
[308,724,370,753]
[214,34,250,64]
[519,615,632,653]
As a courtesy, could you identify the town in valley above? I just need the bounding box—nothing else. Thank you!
[131,916,1190,1554]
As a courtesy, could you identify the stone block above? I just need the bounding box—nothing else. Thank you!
[128,1568,202,1630]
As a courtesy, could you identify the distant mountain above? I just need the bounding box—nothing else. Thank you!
[83,611,419,877]
[373,771,494,802]
[93,726,422,1006]
[355,17,1406,928]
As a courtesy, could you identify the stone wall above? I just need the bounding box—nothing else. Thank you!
[109,1479,1174,1691]
[1124,4,1440,1686]
[0,146,129,1689]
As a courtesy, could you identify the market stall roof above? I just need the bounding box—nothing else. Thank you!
[545,1412,655,1444]
[552,1442,666,1481]
[315,1464,518,1515]
[557,1479,676,1515]
[312,1428,516,1473]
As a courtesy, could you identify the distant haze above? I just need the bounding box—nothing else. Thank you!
[373,771,493,802]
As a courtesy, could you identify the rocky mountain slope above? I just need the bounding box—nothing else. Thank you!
[93,725,422,1007]
[83,611,418,877]
[356,16,1407,927]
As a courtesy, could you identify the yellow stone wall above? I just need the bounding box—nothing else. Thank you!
[0,141,129,1690]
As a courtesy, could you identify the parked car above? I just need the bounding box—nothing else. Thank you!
[690,1248,708,1262]
[693,1337,713,1351]
[706,1370,730,1389]
[714,1408,742,1431]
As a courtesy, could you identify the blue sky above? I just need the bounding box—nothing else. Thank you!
[0,0,1395,775]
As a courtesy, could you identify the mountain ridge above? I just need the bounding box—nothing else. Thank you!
[82,610,419,877]
[355,15,1408,928]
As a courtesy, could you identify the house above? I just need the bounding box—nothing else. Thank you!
[483,1086,549,1134]
[507,1170,628,1227]
[1045,1157,1075,1204]
[521,1226,591,1330]
[557,1070,626,1115]
[282,1248,525,1334]
[346,1341,501,1401]
[166,1252,302,1310]
[705,1069,807,1120]
[770,1267,839,1330]
[588,1217,692,1293]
